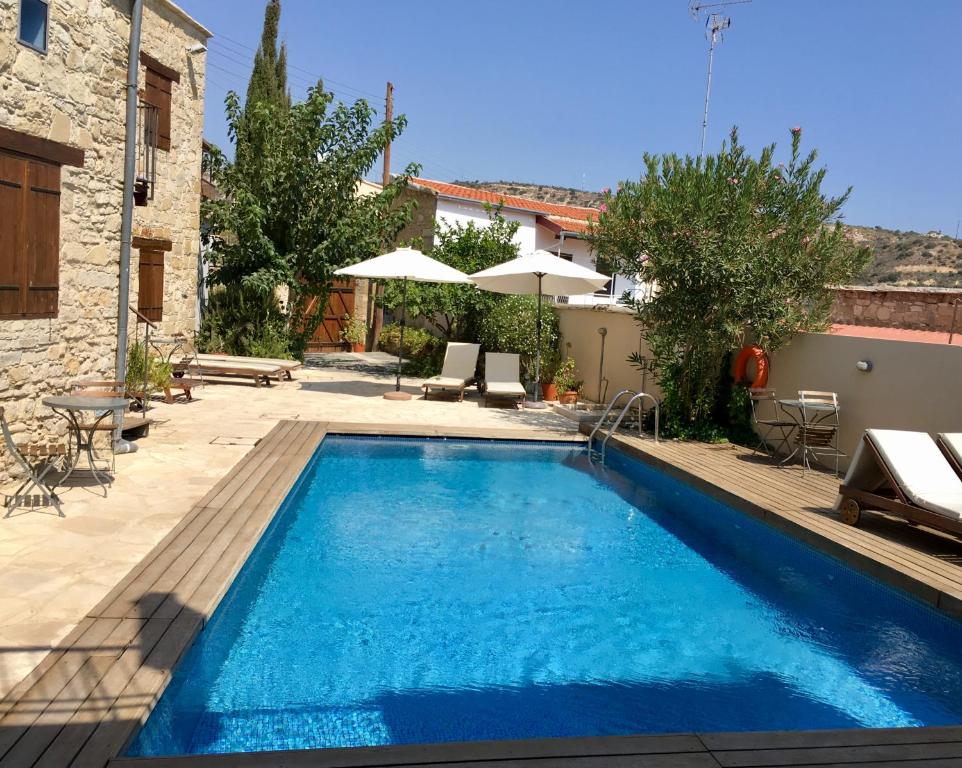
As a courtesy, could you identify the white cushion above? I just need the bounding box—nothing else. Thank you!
[939,433,962,470]
[867,429,962,520]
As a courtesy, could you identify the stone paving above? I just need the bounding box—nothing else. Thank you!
[0,354,578,698]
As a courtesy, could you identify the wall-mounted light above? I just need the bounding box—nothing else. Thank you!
[856,360,873,372]
[187,43,207,54]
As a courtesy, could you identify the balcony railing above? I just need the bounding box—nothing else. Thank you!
[135,100,159,205]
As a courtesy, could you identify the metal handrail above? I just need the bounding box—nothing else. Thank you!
[601,392,659,463]
[588,389,637,453]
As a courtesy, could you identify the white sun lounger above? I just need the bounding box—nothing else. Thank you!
[483,352,526,408]
[937,433,962,478]
[421,342,480,401]
[836,429,962,536]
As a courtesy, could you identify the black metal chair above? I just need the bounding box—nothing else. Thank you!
[749,388,796,460]
[1,407,66,517]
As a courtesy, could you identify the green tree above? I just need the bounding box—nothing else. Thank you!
[589,127,870,437]
[244,0,290,115]
[382,210,520,341]
[203,86,418,358]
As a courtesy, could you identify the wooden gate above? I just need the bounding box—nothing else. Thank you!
[303,280,356,353]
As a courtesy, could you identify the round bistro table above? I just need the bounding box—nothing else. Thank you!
[42,395,129,492]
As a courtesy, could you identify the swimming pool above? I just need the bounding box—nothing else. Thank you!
[129,436,962,757]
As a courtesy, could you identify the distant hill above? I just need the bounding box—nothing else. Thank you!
[454,180,962,288]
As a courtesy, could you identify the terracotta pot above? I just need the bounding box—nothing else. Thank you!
[559,390,578,405]
[541,382,558,401]
[351,342,365,353]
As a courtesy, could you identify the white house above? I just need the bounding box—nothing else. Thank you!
[406,178,646,306]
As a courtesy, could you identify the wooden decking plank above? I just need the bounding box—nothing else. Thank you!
[700,726,962,751]
[0,618,121,758]
[95,425,295,615]
[199,422,298,510]
[0,655,115,768]
[69,611,203,768]
[713,741,962,766]
[159,425,327,621]
[33,619,171,768]
[107,734,712,767]
[92,503,233,619]
[0,617,95,719]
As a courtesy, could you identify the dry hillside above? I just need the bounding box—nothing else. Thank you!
[455,180,962,288]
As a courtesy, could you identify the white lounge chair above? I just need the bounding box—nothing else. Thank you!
[836,429,962,537]
[482,352,526,409]
[421,342,480,401]
[937,433,962,478]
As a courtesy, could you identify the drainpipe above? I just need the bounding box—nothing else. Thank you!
[114,0,144,450]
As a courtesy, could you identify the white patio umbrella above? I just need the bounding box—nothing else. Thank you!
[334,247,472,399]
[470,250,609,407]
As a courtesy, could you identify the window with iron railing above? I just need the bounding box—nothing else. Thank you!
[135,99,159,206]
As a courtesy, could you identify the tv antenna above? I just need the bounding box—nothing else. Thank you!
[690,0,751,158]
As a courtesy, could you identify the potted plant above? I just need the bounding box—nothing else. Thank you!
[341,313,367,353]
[539,348,561,401]
[554,358,580,405]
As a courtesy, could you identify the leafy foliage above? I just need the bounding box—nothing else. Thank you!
[197,285,292,359]
[475,295,559,383]
[341,313,367,345]
[378,323,445,377]
[125,341,173,396]
[381,211,520,341]
[589,127,870,437]
[203,84,418,358]
[244,0,290,116]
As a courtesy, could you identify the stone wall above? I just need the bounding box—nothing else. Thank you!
[831,286,962,332]
[0,0,209,482]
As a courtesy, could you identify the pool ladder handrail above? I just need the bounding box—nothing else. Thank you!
[588,389,637,457]
[593,391,660,465]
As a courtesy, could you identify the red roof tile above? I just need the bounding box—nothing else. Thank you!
[410,178,598,221]
[828,323,962,346]
[536,214,594,235]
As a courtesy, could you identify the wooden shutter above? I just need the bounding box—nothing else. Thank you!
[0,152,25,317]
[144,69,172,152]
[0,150,60,319]
[24,159,60,317]
[137,248,165,322]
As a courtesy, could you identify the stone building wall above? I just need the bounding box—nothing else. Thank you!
[831,286,962,332]
[0,0,209,482]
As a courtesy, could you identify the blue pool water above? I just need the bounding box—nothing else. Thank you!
[129,437,962,756]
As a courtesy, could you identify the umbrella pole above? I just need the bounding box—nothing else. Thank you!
[525,273,548,410]
[396,277,407,392]
[536,275,542,401]
[383,276,413,401]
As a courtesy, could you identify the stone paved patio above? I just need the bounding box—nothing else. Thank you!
[0,354,578,698]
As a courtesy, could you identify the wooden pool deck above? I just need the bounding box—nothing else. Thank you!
[1,422,960,768]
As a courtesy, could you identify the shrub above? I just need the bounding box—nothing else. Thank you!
[125,341,173,397]
[198,286,293,360]
[341,313,367,345]
[476,295,559,382]
[379,324,445,378]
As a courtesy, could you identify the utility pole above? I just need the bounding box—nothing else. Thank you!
[368,81,393,350]
[955,219,960,240]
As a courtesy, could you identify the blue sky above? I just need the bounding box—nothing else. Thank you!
[178,0,961,235]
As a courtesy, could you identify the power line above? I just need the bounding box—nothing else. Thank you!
[213,31,382,101]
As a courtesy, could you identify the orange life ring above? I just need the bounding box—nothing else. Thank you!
[733,345,770,389]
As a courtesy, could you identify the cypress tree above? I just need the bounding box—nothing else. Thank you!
[244,0,288,113]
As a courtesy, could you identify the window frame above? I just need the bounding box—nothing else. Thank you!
[140,52,180,153]
[17,0,49,55]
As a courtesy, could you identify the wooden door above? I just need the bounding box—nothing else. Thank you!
[303,280,356,352]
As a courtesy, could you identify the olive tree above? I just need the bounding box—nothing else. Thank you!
[589,128,870,437]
